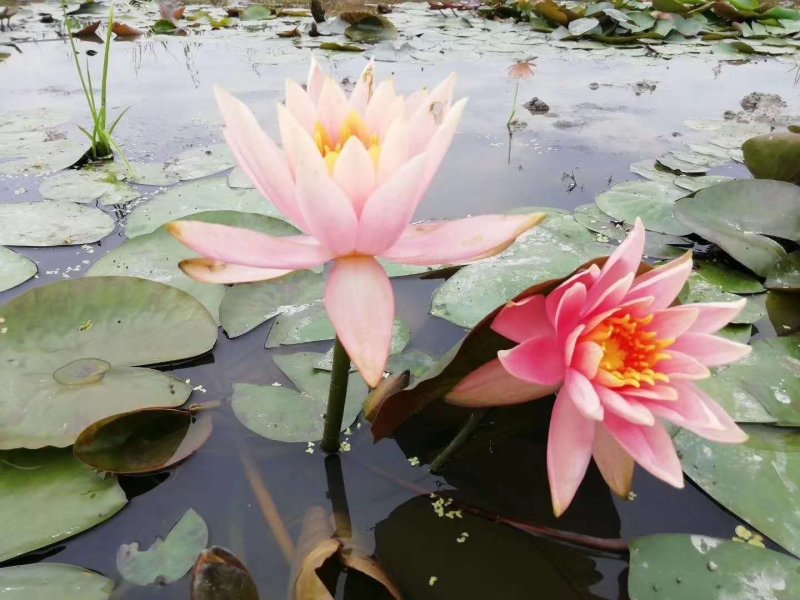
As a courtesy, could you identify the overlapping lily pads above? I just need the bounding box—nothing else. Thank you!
[0,247,36,292]
[0,563,114,600]
[0,277,216,448]
[0,201,115,246]
[39,167,139,205]
[0,448,127,562]
[595,180,690,236]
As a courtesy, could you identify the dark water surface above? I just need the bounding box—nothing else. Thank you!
[2,28,799,600]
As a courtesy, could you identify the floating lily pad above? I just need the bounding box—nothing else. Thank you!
[765,252,800,291]
[126,162,180,187]
[90,211,298,322]
[673,174,734,193]
[239,5,275,20]
[313,322,411,370]
[0,563,114,600]
[656,152,712,175]
[0,277,216,448]
[0,448,127,562]
[595,180,690,235]
[430,214,612,328]
[568,17,600,36]
[232,352,367,443]
[117,508,209,586]
[227,166,253,189]
[0,247,36,292]
[692,261,765,294]
[220,270,326,338]
[125,177,281,238]
[191,547,259,600]
[0,201,115,247]
[39,168,139,205]
[342,12,398,43]
[74,408,213,475]
[0,139,85,178]
[163,144,236,181]
[0,107,71,134]
[676,424,800,557]
[743,131,800,184]
[767,291,800,337]
[675,180,800,276]
[629,534,800,600]
[679,272,765,325]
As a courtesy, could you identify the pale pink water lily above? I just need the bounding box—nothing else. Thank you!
[448,219,751,516]
[169,59,543,387]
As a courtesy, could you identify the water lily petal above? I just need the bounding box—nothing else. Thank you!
[626,252,693,310]
[682,383,749,443]
[658,350,710,380]
[563,368,603,420]
[554,282,587,336]
[689,299,747,334]
[597,386,655,426]
[417,98,467,195]
[377,118,409,186]
[547,389,596,517]
[333,136,376,215]
[408,73,458,155]
[349,59,375,114]
[491,295,553,343]
[647,306,699,339]
[545,265,601,328]
[277,103,326,177]
[571,341,603,379]
[307,56,326,103]
[317,77,352,144]
[593,423,635,499]
[447,358,557,407]
[168,221,334,269]
[581,273,634,321]
[179,258,291,284]
[285,79,318,134]
[639,380,722,432]
[622,384,678,401]
[365,80,404,137]
[325,256,393,387]
[497,336,565,386]
[670,332,751,367]
[379,213,544,266]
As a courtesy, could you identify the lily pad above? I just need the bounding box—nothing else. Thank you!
[73,408,213,475]
[595,180,690,236]
[90,211,299,322]
[0,448,127,562]
[692,261,765,294]
[629,534,800,600]
[232,352,367,442]
[678,272,765,325]
[0,277,216,448]
[163,144,236,181]
[239,5,275,21]
[675,179,800,276]
[341,13,398,43]
[125,177,281,238]
[743,131,800,184]
[767,291,800,337]
[676,425,800,557]
[568,17,600,36]
[191,547,259,600]
[0,201,115,247]
[126,162,180,187]
[0,247,36,292]
[39,168,139,205]
[0,563,114,600]
[430,214,612,328]
[765,252,800,291]
[117,508,209,586]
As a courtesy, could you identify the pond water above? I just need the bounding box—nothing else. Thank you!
[2,2,800,599]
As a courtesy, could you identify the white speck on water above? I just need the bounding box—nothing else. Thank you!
[428,576,438,586]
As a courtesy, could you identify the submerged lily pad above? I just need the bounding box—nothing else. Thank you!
[0,201,115,247]
[191,547,259,600]
[0,448,127,562]
[232,352,367,443]
[767,291,800,337]
[0,563,114,600]
[0,277,216,448]
[90,211,298,322]
[163,144,236,181]
[430,214,612,328]
[675,179,800,276]
[676,425,800,557]
[125,177,281,238]
[629,534,800,600]
[117,508,209,586]
[595,180,690,235]
[0,247,36,292]
[743,130,800,184]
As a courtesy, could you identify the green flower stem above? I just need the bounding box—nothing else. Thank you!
[324,455,352,540]
[507,80,520,130]
[429,409,489,474]
[320,336,350,454]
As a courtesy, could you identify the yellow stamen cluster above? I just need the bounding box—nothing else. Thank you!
[314,111,381,173]
[585,312,673,388]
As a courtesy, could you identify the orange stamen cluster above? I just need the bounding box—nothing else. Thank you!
[585,312,673,388]
[314,111,381,173]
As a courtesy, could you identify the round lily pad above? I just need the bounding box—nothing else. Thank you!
[595,180,690,236]
[0,201,115,247]
[0,246,36,292]
[743,131,800,184]
[0,563,114,600]
[163,144,235,181]
[39,168,139,206]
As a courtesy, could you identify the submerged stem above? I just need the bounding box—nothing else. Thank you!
[320,336,350,454]
[429,409,489,474]
[324,455,352,540]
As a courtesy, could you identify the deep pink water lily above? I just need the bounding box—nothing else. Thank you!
[448,219,750,516]
[169,59,543,387]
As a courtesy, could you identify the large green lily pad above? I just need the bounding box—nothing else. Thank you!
[0,201,115,247]
[675,180,800,276]
[766,252,800,291]
[117,508,209,585]
[743,131,800,185]
[679,272,766,325]
[90,211,299,323]
[163,144,236,181]
[232,351,367,442]
[0,563,114,600]
[39,167,139,205]
[0,449,127,562]
[125,177,281,238]
[430,214,612,328]
[629,534,800,599]
[676,425,800,558]
[0,247,36,292]
[595,180,690,236]
[0,277,216,448]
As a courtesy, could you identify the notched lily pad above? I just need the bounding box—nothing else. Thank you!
[0,201,115,247]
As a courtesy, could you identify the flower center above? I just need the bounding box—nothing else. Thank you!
[314,111,381,173]
[585,312,673,388]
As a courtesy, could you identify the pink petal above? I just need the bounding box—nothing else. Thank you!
[491,295,554,343]
[408,74,458,155]
[446,358,557,407]
[285,79,318,134]
[547,389,596,517]
[581,273,634,321]
[625,252,693,310]
[583,295,654,333]
[355,154,427,255]
[647,306,699,340]
[603,414,684,488]
[554,282,587,336]
[563,324,586,365]
[214,87,303,228]
[333,137,376,215]
[364,81,404,137]
[497,336,565,386]
[622,384,678,401]
[681,383,748,443]
[545,265,601,328]
[294,159,358,255]
[658,350,710,380]
[277,103,326,177]
[317,77,351,144]
[597,386,655,426]
[563,368,603,420]
[639,381,722,432]
[306,56,326,103]
[168,221,334,269]
[593,423,635,499]
[349,59,375,114]
[571,341,603,379]
[325,256,393,387]
[417,98,467,196]
[379,213,545,266]
[377,118,409,186]
[179,258,292,284]
[689,299,747,334]
[670,333,752,367]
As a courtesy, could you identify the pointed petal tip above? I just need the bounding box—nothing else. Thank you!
[166,221,184,241]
